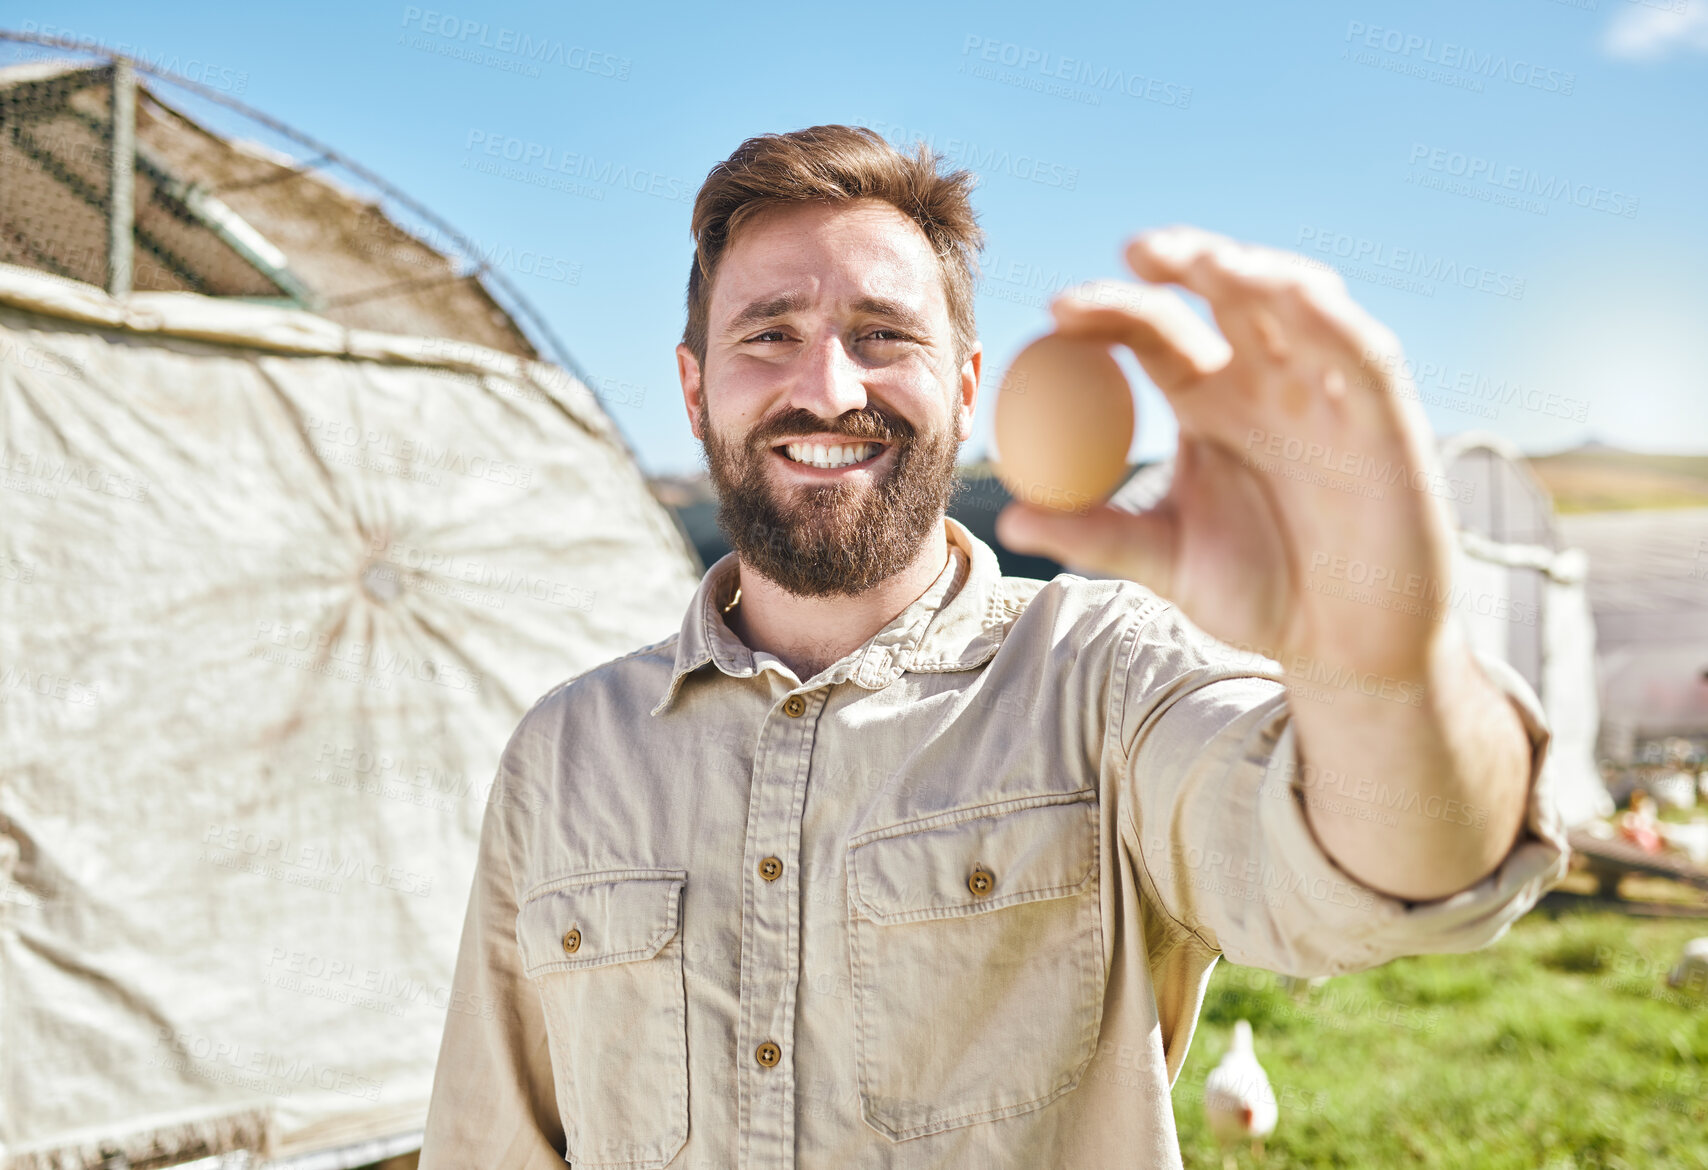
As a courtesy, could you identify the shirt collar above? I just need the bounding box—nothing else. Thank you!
[650,515,1012,716]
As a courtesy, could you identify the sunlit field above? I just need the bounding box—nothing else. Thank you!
[1173,911,1708,1170]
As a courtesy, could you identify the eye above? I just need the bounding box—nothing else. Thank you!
[744,329,792,344]
[863,328,914,343]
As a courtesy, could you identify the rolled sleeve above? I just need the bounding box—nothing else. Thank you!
[419,778,566,1170]
[1118,602,1571,979]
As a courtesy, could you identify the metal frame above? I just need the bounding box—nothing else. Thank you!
[0,28,586,383]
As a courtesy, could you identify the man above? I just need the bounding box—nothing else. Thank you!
[419,125,1568,1169]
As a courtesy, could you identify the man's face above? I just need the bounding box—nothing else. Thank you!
[678,199,981,598]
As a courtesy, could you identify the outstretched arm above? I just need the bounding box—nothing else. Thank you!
[999,226,1530,904]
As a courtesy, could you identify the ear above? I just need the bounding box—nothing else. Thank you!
[677,344,705,440]
[956,342,982,444]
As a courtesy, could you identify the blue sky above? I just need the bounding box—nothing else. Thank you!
[9,0,1706,475]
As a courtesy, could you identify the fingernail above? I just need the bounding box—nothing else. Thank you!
[1140,232,1192,264]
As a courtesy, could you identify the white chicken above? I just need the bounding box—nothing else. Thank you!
[1203,1018,1278,1166]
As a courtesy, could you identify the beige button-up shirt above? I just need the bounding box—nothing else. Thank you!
[419,516,1569,1169]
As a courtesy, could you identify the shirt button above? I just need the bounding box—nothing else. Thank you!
[756,1041,781,1068]
[759,856,784,882]
[782,695,807,718]
[562,927,581,955]
[968,867,995,897]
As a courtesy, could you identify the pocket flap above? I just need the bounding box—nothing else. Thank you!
[848,791,1095,925]
[516,869,687,976]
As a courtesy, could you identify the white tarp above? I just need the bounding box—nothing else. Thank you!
[0,265,701,1169]
[1452,533,1609,827]
[1557,507,1708,746]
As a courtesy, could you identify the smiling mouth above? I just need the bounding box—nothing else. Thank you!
[775,441,887,470]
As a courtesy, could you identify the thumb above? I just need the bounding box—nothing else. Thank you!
[995,501,1179,596]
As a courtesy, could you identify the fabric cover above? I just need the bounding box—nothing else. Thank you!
[0,264,700,1168]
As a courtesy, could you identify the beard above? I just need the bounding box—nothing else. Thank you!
[699,396,963,598]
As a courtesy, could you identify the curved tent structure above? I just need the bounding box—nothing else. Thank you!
[0,47,700,1170]
[1436,433,1606,826]
[1556,506,1708,753]
[0,57,548,356]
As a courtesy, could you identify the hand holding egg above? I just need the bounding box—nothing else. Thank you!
[995,225,1444,679]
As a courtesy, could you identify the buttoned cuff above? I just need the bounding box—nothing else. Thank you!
[1249,648,1571,975]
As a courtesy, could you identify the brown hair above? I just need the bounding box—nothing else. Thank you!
[682,124,983,368]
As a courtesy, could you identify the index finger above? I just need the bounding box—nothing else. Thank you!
[1125,225,1400,371]
[1049,279,1231,397]
[1125,225,1344,303]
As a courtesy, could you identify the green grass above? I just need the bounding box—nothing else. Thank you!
[1171,911,1708,1169]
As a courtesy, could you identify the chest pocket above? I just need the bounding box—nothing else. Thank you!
[845,789,1104,1141]
[516,869,689,1168]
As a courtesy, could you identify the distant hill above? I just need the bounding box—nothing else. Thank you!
[1527,446,1708,513]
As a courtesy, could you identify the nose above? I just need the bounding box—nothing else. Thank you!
[786,334,868,421]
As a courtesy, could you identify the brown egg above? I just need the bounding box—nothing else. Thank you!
[993,335,1136,512]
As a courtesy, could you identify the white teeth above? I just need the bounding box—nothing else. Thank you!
[784,442,878,469]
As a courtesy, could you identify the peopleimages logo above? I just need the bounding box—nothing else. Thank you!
[1408,144,1639,219]
[1362,352,1591,424]
[859,120,1081,191]
[958,35,1193,108]
[351,224,582,286]
[462,131,696,204]
[1295,227,1527,301]
[18,22,250,93]
[154,1027,383,1101]
[1343,21,1576,96]
[974,250,1089,313]
[1243,427,1476,506]
[398,8,630,80]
